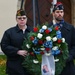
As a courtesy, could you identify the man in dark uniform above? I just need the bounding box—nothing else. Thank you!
[49,2,75,75]
[1,9,32,75]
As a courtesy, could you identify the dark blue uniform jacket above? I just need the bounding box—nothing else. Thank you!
[49,21,75,75]
[1,25,32,75]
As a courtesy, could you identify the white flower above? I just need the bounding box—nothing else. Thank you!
[33,59,39,64]
[52,46,58,50]
[54,59,59,62]
[45,53,51,56]
[52,37,57,42]
[26,44,30,49]
[62,38,65,43]
[42,25,47,30]
[37,33,43,39]
[40,48,45,50]
[46,36,51,41]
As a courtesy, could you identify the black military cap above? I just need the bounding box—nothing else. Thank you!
[53,2,64,12]
[16,9,26,16]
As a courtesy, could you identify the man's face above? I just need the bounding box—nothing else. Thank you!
[53,10,64,21]
[16,15,27,26]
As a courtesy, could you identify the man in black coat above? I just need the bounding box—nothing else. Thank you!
[1,9,32,75]
[49,2,75,75]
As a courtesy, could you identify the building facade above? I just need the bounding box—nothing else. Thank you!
[0,0,75,52]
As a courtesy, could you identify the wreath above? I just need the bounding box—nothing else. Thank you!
[22,23,69,75]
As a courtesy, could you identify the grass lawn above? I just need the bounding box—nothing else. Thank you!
[0,55,7,75]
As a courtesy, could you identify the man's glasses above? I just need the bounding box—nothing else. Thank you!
[17,17,27,20]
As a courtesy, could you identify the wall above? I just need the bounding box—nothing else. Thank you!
[0,0,18,52]
[71,0,75,27]
[0,0,18,42]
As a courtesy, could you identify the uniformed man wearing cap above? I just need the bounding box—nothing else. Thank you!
[49,2,75,75]
[1,9,32,75]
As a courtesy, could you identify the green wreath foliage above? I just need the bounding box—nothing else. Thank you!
[22,23,69,75]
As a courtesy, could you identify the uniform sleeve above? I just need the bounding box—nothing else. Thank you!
[1,31,19,57]
[67,26,75,62]
[70,27,75,57]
